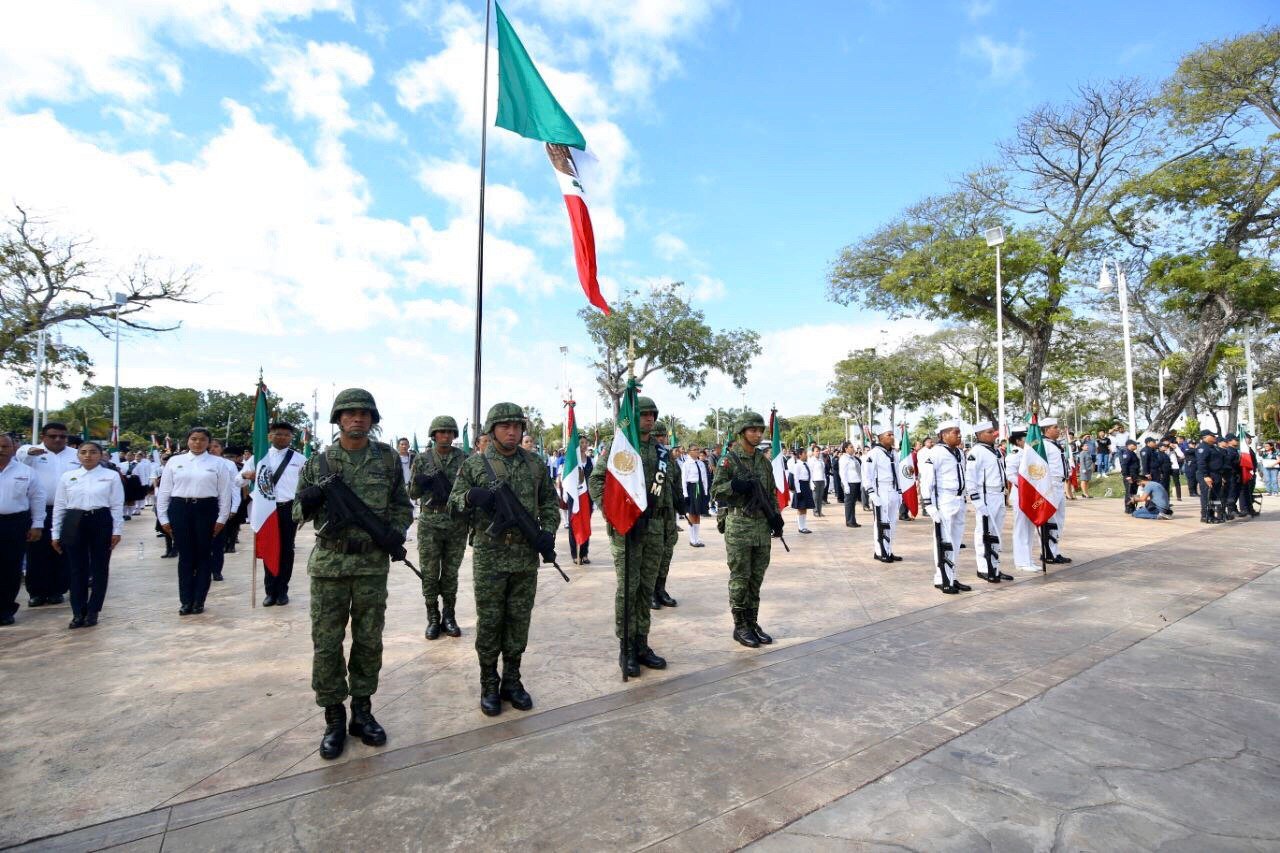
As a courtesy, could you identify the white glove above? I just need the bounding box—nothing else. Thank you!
[925,504,940,521]
[868,492,880,508]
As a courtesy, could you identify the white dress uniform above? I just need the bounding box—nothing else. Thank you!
[681,455,710,544]
[1043,420,1070,560]
[919,427,968,589]
[1,457,45,619]
[863,439,903,559]
[965,429,1008,580]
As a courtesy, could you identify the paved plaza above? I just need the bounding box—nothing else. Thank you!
[3,498,1278,851]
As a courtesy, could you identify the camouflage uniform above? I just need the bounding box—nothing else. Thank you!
[710,412,778,645]
[447,404,559,702]
[409,415,468,636]
[588,397,675,674]
[651,425,680,607]
[295,398,413,708]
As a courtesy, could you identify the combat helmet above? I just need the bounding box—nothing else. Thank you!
[734,410,767,434]
[636,396,659,417]
[330,388,381,424]
[483,402,527,434]
[428,415,459,437]
[651,421,668,437]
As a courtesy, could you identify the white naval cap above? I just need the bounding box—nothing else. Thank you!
[971,420,996,433]
[1040,417,1059,427]
[936,419,965,433]
[875,424,895,436]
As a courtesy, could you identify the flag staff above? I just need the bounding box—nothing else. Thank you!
[622,335,635,682]
[471,0,494,438]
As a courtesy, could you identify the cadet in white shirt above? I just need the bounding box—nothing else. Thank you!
[966,420,1013,584]
[17,421,79,606]
[51,441,124,628]
[208,439,244,582]
[0,434,45,626]
[789,447,815,533]
[863,428,904,561]
[157,427,234,615]
[243,422,306,606]
[838,441,862,528]
[681,445,710,546]
[919,420,972,595]
[807,446,827,516]
[1041,419,1072,564]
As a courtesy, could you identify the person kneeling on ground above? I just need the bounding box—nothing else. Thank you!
[1130,474,1172,520]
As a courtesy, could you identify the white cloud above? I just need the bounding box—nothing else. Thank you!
[102,105,174,136]
[415,158,531,229]
[966,35,1030,83]
[689,274,726,303]
[265,41,374,136]
[653,232,689,261]
[965,0,995,20]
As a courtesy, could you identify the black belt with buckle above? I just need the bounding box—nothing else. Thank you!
[317,537,377,555]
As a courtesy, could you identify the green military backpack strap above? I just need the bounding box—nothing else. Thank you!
[482,448,544,505]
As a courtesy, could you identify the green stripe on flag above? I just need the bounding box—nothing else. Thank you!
[494,3,586,149]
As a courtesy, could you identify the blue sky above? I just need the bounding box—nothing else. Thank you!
[2,0,1274,437]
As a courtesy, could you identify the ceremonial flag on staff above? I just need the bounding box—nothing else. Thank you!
[770,408,790,510]
[303,426,313,459]
[412,433,420,454]
[248,380,283,575]
[494,2,609,315]
[1017,415,1059,526]
[1238,423,1254,481]
[462,422,471,454]
[562,401,591,545]
[602,377,647,534]
[898,422,918,517]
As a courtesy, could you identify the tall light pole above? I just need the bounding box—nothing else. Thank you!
[559,345,569,449]
[839,410,852,444]
[1098,261,1137,437]
[1244,332,1256,431]
[866,381,883,437]
[30,328,46,443]
[111,292,127,447]
[962,382,979,425]
[984,227,1007,441]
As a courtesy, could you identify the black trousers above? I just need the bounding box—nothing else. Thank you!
[171,498,218,607]
[1225,477,1240,514]
[25,505,68,598]
[1199,478,1214,520]
[1,511,30,616]
[844,484,860,525]
[265,500,298,596]
[568,508,590,561]
[1240,479,1256,515]
[1124,480,1137,514]
[1186,470,1199,496]
[65,508,113,619]
[1167,472,1182,500]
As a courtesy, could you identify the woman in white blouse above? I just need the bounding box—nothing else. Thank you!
[156,427,234,615]
[51,441,123,628]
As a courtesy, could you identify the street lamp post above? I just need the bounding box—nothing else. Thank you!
[962,382,979,425]
[1098,261,1137,438]
[1244,332,1256,431]
[30,328,46,443]
[112,292,127,447]
[984,227,1007,441]
[839,411,852,444]
[866,382,883,438]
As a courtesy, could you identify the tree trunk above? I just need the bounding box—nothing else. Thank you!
[1020,323,1053,416]
[1149,300,1237,435]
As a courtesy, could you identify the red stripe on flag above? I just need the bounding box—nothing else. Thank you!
[570,499,591,544]
[255,511,281,576]
[563,195,610,315]
[1017,476,1057,526]
[603,475,642,535]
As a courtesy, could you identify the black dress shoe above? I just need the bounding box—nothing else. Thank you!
[85,612,98,626]
[349,697,387,746]
[935,584,959,595]
[193,604,205,614]
[798,529,812,534]
[68,616,86,629]
[275,593,288,606]
[319,704,346,759]
[500,681,534,711]
[0,613,14,626]
[873,554,888,562]
[212,574,224,582]
[47,594,64,605]
[27,596,44,607]
[580,558,590,565]
[978,572,1001,583]
[889,555,903,562]
[263,595,277,607]
[1050,555,1072,564]
[998,572,1014,581]
[179,605,194,615]
[690,541,706,548]
[952,582,973,592]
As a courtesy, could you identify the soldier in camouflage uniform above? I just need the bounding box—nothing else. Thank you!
[710,411,781,648]
[447,403,559,717]
[409,415,467,640]
[588,395,674,678]
[650,421,683,610]
[294,388,413,760]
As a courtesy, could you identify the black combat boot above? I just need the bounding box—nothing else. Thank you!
[619,638,640,677]
[441,606,461,637]
[657,583,677,607]
[424,604,441,640]
[500,657,533,710]
[650,589,663,609]
[480,666,502,716]
[634,635,667,669]
[732,610,760,648]
[319,704,347,760]
[748,609,773,645]
[349,697,387,746]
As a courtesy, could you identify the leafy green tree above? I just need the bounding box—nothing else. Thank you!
[0,403,34,436]
[579,282,761,416]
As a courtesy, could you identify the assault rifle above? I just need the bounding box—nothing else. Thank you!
[874,501,891,558]
[729,453,789,552]
[980,514,1001,577]
[932,512,955,585]
[312,471,421,579]
[481,457,570,582]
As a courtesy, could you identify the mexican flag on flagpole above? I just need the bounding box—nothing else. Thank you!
[898,422,918,516]
[1238,422,1254,483]
[602,377,647,534]
[1017,415,1060,526]
[769,408,789,510]
[462,422,471,454]
[494,2,610,315]
[248,380,282,576]
[562,400,591,546]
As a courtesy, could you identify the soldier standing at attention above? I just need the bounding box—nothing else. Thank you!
[293,389,412,760]
[711,411,782,648]
[1041,418,1072,563]
[966,421,1012,584]
[919,420,972,595]
[589,396,674,678]
[409,416,467,640]
[649,421,682,611]
[863,427,904,563]
[449,403,559,716]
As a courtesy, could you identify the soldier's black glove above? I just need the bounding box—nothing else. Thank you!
[769,515,785,537]
[730,478,753,495]
[467,487,495,510]
[298,485,324,514]
[413,473,432,492]
[534,529,556,559]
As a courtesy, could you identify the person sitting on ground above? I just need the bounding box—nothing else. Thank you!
[1130,474,1173,519]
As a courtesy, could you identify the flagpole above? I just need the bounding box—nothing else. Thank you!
[472,0,494,437]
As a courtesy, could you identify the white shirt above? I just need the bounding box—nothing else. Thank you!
[806,455,825,483]
[863,445,901,497]
[1006,446,1022,490]
[0,458,45,518]
[1045,438,1069,495]
[398,453,413,485]
[919,443,967,509]
[245,446,306,502]
[52,466,125,538]
[839,453,861,486]
[965,442,1006,502]
[156,451,234,525]
[681,456,709,493]
[16,443,80,506]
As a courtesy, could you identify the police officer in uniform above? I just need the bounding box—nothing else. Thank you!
[294,389,413,759]
[863,427,904,562]
[589,396,674,677]
[1195,430,1224,523]
[967,420,1012,583]
[449,403,559,716]
[409,415,468,640]
[919,420,972,595]
[710,411,783,647]
[1119,439,1141,514]
[1220,434,1241,520]
[650,421,682,610]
